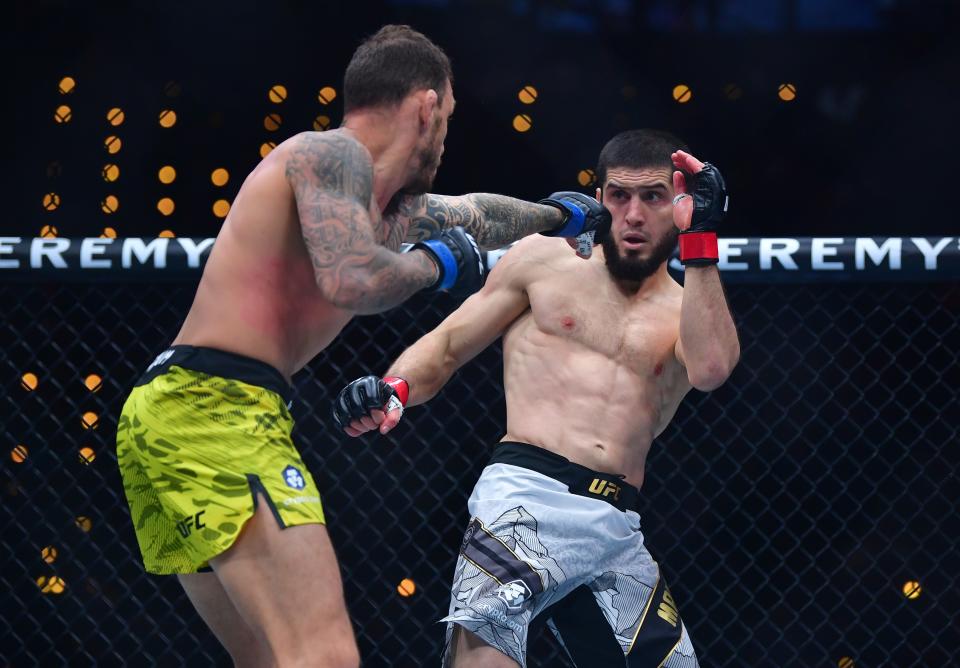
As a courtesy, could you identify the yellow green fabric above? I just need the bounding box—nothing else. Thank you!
[116,365,324,574]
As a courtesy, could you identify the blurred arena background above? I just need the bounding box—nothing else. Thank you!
[3,1,959,666]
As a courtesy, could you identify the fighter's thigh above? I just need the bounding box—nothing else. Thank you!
[211,494,358,666]
[548,576,699,667]
[450,626,520,668]
[178,571,272,667]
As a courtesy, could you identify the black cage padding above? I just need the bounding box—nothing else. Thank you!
[2,280,958,667]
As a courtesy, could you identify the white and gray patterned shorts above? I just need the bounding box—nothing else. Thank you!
[441,442,699,668]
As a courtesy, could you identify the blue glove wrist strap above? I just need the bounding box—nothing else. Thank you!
[420,239,457,291]
[553,201,585,237]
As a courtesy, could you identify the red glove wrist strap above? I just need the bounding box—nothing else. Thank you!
[383,377,409,406]
[679,231,719,264]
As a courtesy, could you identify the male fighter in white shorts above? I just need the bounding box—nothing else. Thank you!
[333,129,739,667]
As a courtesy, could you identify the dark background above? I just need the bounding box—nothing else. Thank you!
[3,280,958,667]
[10,0,960,240]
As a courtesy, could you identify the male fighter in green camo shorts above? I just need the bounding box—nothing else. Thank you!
[116,24,610,668]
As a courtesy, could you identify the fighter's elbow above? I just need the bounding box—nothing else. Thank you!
[330,296,383,316]
[330,298,379,315]
[687,349,739,392]
[688,369,728,392]
[688,371,724,392]
[321,272,381,314]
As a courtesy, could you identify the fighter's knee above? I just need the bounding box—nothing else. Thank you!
[229,637,273,668]
[230,642,277,668]
[328,642,360,668]
[271,637,359,668]
[449,626,518,668]
[314,618,360,668]
[213,624,272,667]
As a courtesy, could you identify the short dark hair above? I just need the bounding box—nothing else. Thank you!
[343,25,452,113]
[596,129,689,185]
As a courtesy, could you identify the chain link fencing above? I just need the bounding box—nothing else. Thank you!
[2,247,958,667]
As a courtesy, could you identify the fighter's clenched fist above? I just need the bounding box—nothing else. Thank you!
[333,375,409,436]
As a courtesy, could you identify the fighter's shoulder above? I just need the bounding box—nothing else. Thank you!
[489,235,573,285]
[282,130,373,200]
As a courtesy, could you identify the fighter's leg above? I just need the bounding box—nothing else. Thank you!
[440,507,567,668]
[545,576,700,667]
[210,493,359,668]
[178,571,273,667]
[449,626,520,668]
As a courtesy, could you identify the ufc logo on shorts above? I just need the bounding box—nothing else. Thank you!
[588,478,621,501]
[176,511,206,538]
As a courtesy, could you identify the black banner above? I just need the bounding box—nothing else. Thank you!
[489,236,960,284]
[1,236,958,283]
[0,237,215,283]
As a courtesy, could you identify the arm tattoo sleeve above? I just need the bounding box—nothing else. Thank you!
[395,193,565,249]
[285,132,437,314]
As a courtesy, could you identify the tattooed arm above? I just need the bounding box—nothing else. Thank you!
[391,193,566,249]
[286,132,439,315]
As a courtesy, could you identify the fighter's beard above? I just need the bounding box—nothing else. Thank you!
[401,119,442,196]
[602,227,679,284]
[399,147,439,196]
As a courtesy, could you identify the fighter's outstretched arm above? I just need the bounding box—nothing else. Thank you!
[671,150,740,390]
[394,193,563,249]
[386,250,529,406]
[392,190,610,252]
[331,241,533,436]
[286,132,441,314]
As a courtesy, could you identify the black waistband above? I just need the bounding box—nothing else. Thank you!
[489,441,640,512]
[135,345,293,404]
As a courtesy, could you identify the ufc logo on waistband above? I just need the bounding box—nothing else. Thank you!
[588,478,621,501]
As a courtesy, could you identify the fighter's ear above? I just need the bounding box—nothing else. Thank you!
[418,89,439,128]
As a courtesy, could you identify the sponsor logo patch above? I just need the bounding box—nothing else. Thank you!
[282,465,306,490]
[495,580,532,612]
[474,602,524,633]
[460,518,480,554]
[282,495,320,506]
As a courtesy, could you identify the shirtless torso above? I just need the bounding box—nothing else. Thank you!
[172,134,358,378]
[362,159,738,491]
[342,147,740,668]
[500,237,689,487]
[120,50,582,666]
[173,126,568,381]
[366,233,690,487]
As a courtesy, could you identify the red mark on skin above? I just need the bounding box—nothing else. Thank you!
[561,316,575,329]
[654,363,664,376]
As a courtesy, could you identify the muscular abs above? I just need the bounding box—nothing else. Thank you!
[501,257,690,488]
